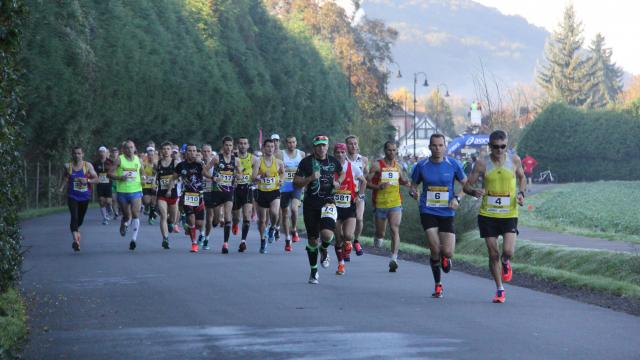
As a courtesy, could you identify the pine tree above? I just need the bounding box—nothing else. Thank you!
[536,4,588,106]
[583,33,624,108]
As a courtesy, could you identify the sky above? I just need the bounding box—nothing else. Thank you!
[474,0,640,75]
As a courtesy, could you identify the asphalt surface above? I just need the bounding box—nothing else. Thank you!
[21,210,640,359]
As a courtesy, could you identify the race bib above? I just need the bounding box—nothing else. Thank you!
[124,171,138,182]
[285,167,297,181]
[184,192,200,207]
[203,178,214,192]
[73,180,88,192]
[486,192,511,213]
[236,174,250,185]
[334,190,352,208]
[381,169,399,185]
[321,204,337,221]
[98,173,109,184]
[426,186,449,208]
[218,172,234,187]
[260,177,276,190]
[145,176,156,185]
[159,175,172,190]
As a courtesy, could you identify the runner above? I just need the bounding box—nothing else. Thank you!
[252,139,284,254]
[171,144,207,253]
[94,146,114,225]
[232,137,255,252]
[332,143,366,275]
[367,141,412,272]
[201,144,217,250]
[142,146,158,225]
[279,135,305,252]
[155,142,180,249]
[346,135,369,257]
[108,140,144,251]
[109,146,120,219]
[411,134,467,298]
[61,146,98,251]
[463,130,526,303]
[209,136,240,254]
[294,135,344,284]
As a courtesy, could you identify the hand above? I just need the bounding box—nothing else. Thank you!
[379,182,389,190]
[333,181,340,189]
[517,192,525,206]
[312,171,321,180]
[449,197,459,210]
[471,188,484,198]
[409,190,418,200]
[78,177,88,184]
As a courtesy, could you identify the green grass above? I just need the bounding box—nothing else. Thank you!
[18,203,99,221]
[0,288,27,358]
[358,232,640,299]
[520,181,640,244]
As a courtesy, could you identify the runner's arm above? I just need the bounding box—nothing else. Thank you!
[86,163,99,184]
[463,159,485,197]
[366,161,385,190]
[108,158,124,181]
[513,154,526,205]
[59,164,69,192]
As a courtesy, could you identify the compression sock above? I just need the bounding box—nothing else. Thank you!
[131,218,140,241]
[224,221,231,243]
[430,258,441,284]
[306,244,319,269]
[241,221,250,240]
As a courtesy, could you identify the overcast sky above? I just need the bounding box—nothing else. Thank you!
[473,0,639,74]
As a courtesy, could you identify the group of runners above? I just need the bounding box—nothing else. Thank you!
[61,130,526,303]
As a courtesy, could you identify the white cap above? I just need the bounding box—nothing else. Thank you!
[271,134,280,140]
[98,146,108,152]
[146,146,155,152]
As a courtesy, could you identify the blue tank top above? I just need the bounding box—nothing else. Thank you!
[68,162,91,201]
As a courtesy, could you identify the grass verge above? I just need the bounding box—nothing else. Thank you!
[18,203,99,221]
[0,288,27,359]
[520,181,640,244]
[357,231,640,300]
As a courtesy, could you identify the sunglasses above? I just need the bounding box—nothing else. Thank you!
[490,144,507,150]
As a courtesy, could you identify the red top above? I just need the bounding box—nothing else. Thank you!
[522,155,537,174]
[335,161,357,201]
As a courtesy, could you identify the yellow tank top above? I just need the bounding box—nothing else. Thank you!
[142,160,156,189]
[374,160,402,209]
[237,154,253,185]
[479,155,518,218]
[257,157,279,192]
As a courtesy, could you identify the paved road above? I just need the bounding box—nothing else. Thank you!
[21,210,640,359]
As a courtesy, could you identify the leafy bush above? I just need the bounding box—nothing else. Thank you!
[0,0,25,292]
[518,103,640,181]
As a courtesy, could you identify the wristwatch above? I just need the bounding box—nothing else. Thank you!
[454,195,461,203]
[518,191,525,198]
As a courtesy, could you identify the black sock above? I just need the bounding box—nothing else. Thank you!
[321,240,331,251]
[224,222,231,243]
[306,244,319,269]
[430,258,441,284]
[241,221,250,240]
[149,206,156,219]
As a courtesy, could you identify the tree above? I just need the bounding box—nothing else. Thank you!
[583,33,624,108]
[621,74,640,105]
[424,90,455,137]
[536,4,589,106]
[389,87,413,109]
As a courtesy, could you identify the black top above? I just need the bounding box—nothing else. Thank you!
[93,159,113,175]
[156,159,177,198]
[175,160,204,193]
[296,155,342,210]
[214,154,236,192]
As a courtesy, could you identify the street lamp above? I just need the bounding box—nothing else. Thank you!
[434,83,450,134]
[413,72,429,156]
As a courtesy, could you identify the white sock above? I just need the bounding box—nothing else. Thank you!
[131,218,140,241]
[498,285,505,291]
[100,207,108,220]
[391,254,398,261]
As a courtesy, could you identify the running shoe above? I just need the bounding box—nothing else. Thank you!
[321,249,330,269]
[203,239,210,251]
[374,238,384,248]
[432,284,444,298]
[222,242,229,254]
[148,217,155,225]
[102,219,109,225]
[162,239,170,249]
[168,224,174,233]
[197,234,204,246]
[129,240,136,251]
[308,271,319,284]
[267,227,275,244]
[502,260,512,282]
[143,206,149,215]
[72,241,80,252]
[336,264,345,275]
[112,213,119,220]
[389,259,398,272]
[354,241,364,256]
[232,223,239,235]
[292,230,300,243]
[119,222,128,237]
[238,241,247,252]
[259,239,267,254]
[284,240,292,252]
[442,256,452,273]
[190,243,199,253]
[274,229,280,241]
[492,290,506,303]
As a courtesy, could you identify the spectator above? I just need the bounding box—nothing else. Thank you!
[521,153,537,186]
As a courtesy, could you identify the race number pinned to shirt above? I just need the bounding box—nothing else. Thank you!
[285,167,297,181]
[124,170,138,182]
[218,171,234,187]
[334,189,352,208]
[145,176,156,185]
[321,203,337,221]
[184,192,200,207]
[380,168,399,185]
[486,192,511,213]
[159,175,172,190]
[260,177,276,190]
[236,174,250,185]
[98,173,110,184]
[73,179,88,192]
[426,186,449,208]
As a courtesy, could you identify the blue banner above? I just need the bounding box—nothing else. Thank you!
[447,134,490,155]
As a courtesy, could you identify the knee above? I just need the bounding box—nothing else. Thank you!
[487,248,500,261]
